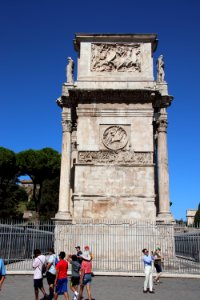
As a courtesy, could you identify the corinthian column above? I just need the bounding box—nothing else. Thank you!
[55,108,72,221]
[157,108,174,222]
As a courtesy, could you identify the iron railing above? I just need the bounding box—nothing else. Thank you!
[0,219,199,274]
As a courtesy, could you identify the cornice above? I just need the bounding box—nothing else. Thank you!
[56,88,173,109]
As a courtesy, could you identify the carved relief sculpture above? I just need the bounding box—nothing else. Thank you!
[102,126,128,150]
[91,43,141,72]
[156,55,165,83]
[66,57,74,83]
[78,151,153,165]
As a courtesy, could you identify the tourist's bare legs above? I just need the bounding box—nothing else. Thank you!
[78,285,84,300]
[155,272,162,282]
[64,291,69,300]
[34,288,39,300]
[49,283,54,299]
[86,284,92,300]
[54,292,58,300]
[70,284,78,293]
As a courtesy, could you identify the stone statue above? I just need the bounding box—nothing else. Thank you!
[66,57,74,83]
[156,55,165,83]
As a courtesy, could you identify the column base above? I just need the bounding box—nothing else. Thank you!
[156,212,175,224]
[54,211,72,221]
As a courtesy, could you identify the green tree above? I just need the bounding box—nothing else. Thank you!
[0,147,17,188]
[39,177,59,219]
[0,147,28,218]
[194,203,200,227]
[17,148,60,214]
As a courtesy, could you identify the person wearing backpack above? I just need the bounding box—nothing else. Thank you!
[46,248,57,300]
[67,255,81,300]
[33,249,48,300]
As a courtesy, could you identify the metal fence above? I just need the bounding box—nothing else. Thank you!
[0,219,200,274]
[175,230,200,262]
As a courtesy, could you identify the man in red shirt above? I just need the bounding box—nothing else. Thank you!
[54,252,69,300]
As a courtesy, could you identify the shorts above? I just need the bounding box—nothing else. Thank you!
[55,278,68,295]
[154,263,162,273]
[70,276,80,287]
[46,271,56,285]
[83,273,92,286]
[34,278,43,290]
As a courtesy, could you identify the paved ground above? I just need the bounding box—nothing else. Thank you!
[0,275,200,300]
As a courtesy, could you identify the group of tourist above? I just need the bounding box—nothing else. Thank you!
[33,245,93,300]
[142,247,163,294]
[0,245,164,298]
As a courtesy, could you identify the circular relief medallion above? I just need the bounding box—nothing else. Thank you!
[102,126,128,150]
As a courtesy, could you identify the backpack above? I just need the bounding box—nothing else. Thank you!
[38,257,47,277]
[42,263,47,276]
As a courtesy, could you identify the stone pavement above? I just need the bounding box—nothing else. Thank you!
[0,275,199,300]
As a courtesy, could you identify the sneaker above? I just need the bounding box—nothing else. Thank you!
[149,291,155,294]
[40,296,48,300]
[73,292,79,300]
[143,290,148,293]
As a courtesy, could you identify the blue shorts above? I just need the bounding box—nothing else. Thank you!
[55,278,68,295]
[83,274,92,286]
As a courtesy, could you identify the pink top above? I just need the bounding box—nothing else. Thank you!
[81,260,92,274]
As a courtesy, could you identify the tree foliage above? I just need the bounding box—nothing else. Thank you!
[0,147,28,218]
[17,147,61,213]
[0,146,60,219]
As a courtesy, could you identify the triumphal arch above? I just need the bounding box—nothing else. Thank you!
[55,33,174,224]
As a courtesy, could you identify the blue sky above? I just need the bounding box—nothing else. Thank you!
[0,0,200,220]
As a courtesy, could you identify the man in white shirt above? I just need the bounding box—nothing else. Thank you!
[46,248,57,300]
[33,249,48,300]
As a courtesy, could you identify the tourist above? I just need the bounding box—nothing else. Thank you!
[46,248,57,300]
[83,245,93,260]
[142,248,155,294]
[0,256,6,291]
[54,251,69,300]
[67,254,81,300]
[154,247,163,283]
[32,249,48,300]
[75,246,82,264]
[78,253,93,300]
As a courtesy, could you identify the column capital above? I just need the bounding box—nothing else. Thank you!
[157,118,168,133]
[62,119,72,132]
[62,110,72,132]
[156,109,168,133]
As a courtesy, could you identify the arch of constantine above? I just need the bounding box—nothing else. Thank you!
[54,34,175,269]
[55,33,174,223]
